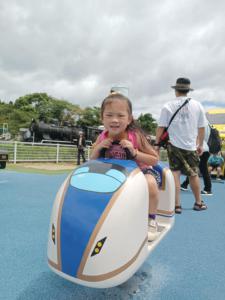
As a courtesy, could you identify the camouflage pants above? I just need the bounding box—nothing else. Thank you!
[167,144,199,176]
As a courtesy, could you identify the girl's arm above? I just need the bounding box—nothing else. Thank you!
[90,136,113,159]
[135,133,159,166]
[120,133,159,166]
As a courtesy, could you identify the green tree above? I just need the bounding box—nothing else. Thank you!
[77,106,101,127]
[8,109,35,136]
[0,93,103,139]
[0,100,36,137]
[14,93,81,123]
[137,113,157,134]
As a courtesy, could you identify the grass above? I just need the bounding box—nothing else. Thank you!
[5,163,75,175]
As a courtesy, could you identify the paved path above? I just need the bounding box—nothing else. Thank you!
[0,170,225,300]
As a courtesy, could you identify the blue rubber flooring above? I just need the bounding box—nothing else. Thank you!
[1,170,225,300]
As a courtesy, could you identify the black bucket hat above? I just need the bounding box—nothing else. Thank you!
[171,77,194,91]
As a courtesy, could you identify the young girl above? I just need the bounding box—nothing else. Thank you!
[91,92,160,241]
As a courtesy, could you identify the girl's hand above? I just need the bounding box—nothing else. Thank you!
[120,139,136,157]
[97,138,113,151]
[90,137,113,160]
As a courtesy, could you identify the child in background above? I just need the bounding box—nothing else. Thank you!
[91,92,160,241]
[208,152,224,180]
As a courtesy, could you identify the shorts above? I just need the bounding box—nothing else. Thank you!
[167,144,199,176]
[209,164,220,170]
[142,167,161,187]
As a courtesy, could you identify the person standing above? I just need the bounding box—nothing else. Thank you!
[155,77,207,214]
[181,123,212,195]
[76,132,86,165]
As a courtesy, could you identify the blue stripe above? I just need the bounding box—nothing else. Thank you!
[60,159,138,277]
[60,185,113,277]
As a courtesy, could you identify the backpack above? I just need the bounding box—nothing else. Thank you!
[207,124,222,154]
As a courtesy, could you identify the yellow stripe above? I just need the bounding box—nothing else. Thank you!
[207,108,225,114]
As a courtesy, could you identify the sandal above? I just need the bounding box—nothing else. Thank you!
[175,205,182,214]
[193,201,207,211]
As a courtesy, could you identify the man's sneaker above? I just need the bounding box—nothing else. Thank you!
[216,177,222,181]
[201,190,213,196]
[148,219,159,241]
[180,184,188,191]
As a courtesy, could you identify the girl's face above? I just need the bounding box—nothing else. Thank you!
[102,99,132,137]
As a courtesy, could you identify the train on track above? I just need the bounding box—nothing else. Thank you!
[20,119,103,145]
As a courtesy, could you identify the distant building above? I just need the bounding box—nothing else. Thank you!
[206,108,225,141]
[110,86,129,97]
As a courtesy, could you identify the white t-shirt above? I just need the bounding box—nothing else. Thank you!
[158,97,207,151]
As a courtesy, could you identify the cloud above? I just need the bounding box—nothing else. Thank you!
[1,0,225,119]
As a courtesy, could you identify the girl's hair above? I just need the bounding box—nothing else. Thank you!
[101,92,132,118]
[101,92,150,149]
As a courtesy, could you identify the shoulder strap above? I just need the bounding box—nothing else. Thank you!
[99,130,108,142]
[167,98,191,129]
[128,131,138,148]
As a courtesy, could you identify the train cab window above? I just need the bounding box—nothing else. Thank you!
[71,162,127,193]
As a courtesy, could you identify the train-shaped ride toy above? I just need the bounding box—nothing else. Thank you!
[47,158,175,288]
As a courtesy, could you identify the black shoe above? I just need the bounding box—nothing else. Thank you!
[201,190,213,196]
[175,205,182,214]
[180,184,188,191]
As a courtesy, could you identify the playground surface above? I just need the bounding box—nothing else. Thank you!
[1,166,225,300]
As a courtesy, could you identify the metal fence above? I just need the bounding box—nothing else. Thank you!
[0,141,91,164]
[0,141,171,164]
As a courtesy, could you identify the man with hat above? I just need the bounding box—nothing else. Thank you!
[155,77,207,213]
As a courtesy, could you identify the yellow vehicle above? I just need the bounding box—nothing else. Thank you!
[206,108,225,142]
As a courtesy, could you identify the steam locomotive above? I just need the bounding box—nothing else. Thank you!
[20,119,103,144]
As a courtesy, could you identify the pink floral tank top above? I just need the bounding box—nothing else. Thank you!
[99,130,149,170]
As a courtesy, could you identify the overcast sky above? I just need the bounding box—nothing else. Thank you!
[1,0,225,119]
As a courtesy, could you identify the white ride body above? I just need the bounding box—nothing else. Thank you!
[47,176,68,265]
[47,160,175,288]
